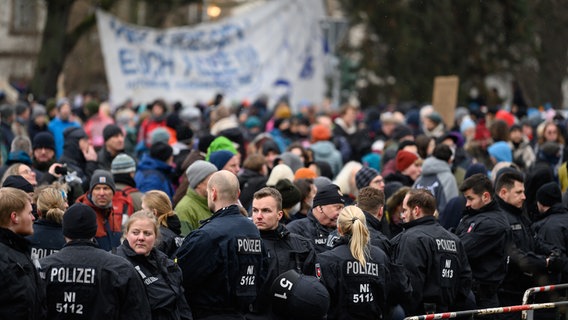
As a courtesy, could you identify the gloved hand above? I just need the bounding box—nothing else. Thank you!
[547,254,566,273]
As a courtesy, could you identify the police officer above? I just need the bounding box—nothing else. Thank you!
[38,203,151,319]
[455,173,510,313]
[247,187,317,319]
[316,206,393,319]
[287,183,345,253]
[392,189,472,315]
[494,170,554,317]
[0,187,45,319]
[176,170,265,319]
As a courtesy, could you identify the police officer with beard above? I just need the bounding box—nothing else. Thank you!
[39,203,151,320]
[246,187,317,319]
[287,183,345,253]
[392,189,472,315]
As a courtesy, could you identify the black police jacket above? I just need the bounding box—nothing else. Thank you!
[116,240,192,320]
[0,227,46,320]
[532,204,568,256]
[247,224,317,318]
[176,204,266,319]
[317,237,391,320]
[286,211,335,253]
[392,216,472,315]
[38,239,152,320]
[455,199,510,285]
[27,218,65,262]
[497,197,549,294]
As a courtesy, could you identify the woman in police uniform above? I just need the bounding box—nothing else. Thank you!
[316,205,391,319]
[116,210,192,320]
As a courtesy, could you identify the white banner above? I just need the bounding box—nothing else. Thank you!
[96,0,326,109]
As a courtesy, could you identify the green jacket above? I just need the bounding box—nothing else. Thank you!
[175,187,211,236]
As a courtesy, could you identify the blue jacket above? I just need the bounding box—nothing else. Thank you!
[47,117,80,160]
[134,154,175,199]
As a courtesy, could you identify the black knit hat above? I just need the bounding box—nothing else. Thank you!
[355,167,380,190]
[313,184,344,208]
[271,270,330,320]
[32,132,55,150]
[274,179,301,209]
[102,124,123,141]
[2,175,34,193]
[150,142,173,163]
[63,203,97,239]
[536,182,562,207]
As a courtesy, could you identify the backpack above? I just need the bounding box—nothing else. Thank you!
[112,186,136,219]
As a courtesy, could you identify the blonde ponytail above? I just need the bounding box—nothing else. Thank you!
[338,206,370,266]
[142,190,175,228]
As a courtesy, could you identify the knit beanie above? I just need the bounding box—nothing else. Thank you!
[391,124,413,141]
[313,176,332,191]
[311,124,331,142]
[487,141,513,163]
[460,117,476,134]
[355,167,380,190]
[266,164,295,187]
[32,132,55,150]
[294,168,317,181]
[396,150,419,172]
[274,179,302,209]
[150,142,173,163]
[2,175,34,193]
[313,183,345,208]
[426,111,443,125]
[90,169,116,194]
[186,160,218,189]
[63,203,97,239]
[536,182,562,207]
[102,124,123,141]
[149,127,171,146]
[276,152,303,173]
[209,150,235,170]
[206,136,238,160]
[111,153,137,174]
[465,163,487,179]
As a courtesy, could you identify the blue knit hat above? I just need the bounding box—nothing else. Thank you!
[209,150,235,170]
[488,141,512,163]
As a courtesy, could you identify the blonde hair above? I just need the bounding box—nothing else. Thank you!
[36,186,66,224]
[1,163,25,185]
[125,210,160,242]
[338,206,370,266]
[0,187,31,226]
[142,190,174,228]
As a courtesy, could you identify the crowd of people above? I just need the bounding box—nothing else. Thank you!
[2,92,568,319]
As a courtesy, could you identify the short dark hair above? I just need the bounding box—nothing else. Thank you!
[406,189,436,216]
[460,173,493,196]
[495,170,524,193]
[433,144,452,162]
[357,187,385,214]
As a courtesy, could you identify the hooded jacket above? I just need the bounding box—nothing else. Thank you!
[310,141,342,177]
[414,157,459,213]
[134,154,175,199]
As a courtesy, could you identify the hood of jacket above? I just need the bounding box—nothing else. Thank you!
[421,156,451,176]
[137,153,173,172]
[310,141,337,157]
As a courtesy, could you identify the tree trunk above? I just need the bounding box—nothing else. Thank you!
[30,0,76,99]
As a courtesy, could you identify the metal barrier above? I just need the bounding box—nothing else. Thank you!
[403,300,568,320]
[521,283,568,320]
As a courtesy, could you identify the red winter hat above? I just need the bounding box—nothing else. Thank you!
[311,124,331,142]
[396,150,419,172]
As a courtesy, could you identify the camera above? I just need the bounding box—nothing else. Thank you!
[54,164,68,176]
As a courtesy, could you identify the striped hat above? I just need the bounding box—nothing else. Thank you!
[111,153,136,174]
